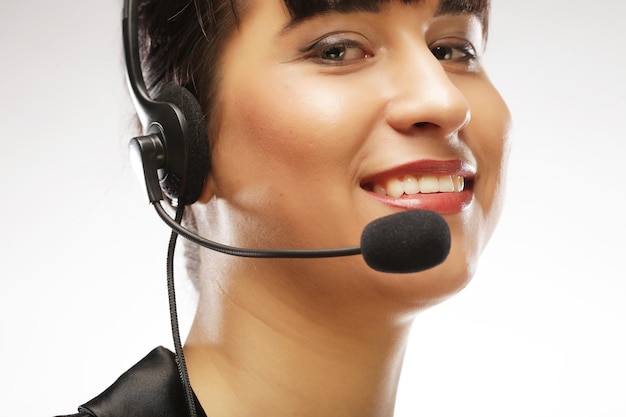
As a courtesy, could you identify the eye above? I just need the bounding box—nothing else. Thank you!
[429,38,480,72]
[430,41,477,62]
[304,35,372,65]
[317,41,369,62]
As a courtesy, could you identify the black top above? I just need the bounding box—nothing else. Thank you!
[55,347,206,417]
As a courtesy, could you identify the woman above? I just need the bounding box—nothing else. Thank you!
[59,0,510,415]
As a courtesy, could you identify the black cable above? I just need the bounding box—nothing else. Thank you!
[166,203,197,417]
[154,201,361,258]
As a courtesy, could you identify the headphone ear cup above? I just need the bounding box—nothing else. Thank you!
[154,84,211,205]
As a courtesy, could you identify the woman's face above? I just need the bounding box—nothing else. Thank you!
[199,0,510,306]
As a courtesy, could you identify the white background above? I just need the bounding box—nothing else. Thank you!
[1,1,625,416]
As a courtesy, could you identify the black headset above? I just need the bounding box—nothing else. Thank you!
[122,4,207,415]
[123,0,210,206]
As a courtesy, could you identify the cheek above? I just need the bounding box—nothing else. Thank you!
[221,82,296,155]
[210,68,378,237]
[215,70,375,186]
[464,78,512,241]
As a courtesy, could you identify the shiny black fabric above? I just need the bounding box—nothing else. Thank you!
[55,347,206,417]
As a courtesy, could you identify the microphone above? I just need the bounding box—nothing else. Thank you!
[360,209,450,273]
[153,201,450,274]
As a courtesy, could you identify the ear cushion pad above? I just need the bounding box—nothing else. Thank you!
[154,84,211,204]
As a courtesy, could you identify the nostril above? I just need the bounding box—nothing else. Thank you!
[413,122,430,128]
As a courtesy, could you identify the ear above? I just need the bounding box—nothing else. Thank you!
[196,174,217,204]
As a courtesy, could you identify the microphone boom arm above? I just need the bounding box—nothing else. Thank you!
[153,202,362,258]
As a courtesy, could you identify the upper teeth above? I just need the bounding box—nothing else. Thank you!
[372,175,465,198]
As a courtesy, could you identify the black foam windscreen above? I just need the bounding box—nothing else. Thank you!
[360,210,451,273]
[154,84,210,204]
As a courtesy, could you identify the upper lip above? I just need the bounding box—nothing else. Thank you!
[360,159,476,188]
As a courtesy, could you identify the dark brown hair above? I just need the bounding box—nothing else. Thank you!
[138,0,240,136]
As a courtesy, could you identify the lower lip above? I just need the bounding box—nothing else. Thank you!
[364,187,474,215]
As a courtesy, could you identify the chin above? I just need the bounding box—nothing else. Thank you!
[350,247,475,317]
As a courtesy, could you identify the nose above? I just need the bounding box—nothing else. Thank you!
[384,47,471,137]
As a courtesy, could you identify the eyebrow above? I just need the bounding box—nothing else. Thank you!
[281,0,420,32]
[281,0,487,33]
[435,0,488,19]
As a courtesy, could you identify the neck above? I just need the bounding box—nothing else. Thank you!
[184,268,418,417]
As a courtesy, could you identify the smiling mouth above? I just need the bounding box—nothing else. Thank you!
[363,175,467,198]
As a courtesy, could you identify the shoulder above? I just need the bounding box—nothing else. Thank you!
[54,347,205,417]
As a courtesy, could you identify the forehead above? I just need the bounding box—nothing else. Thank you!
[269,0,490,39]
[282,0,489,21]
